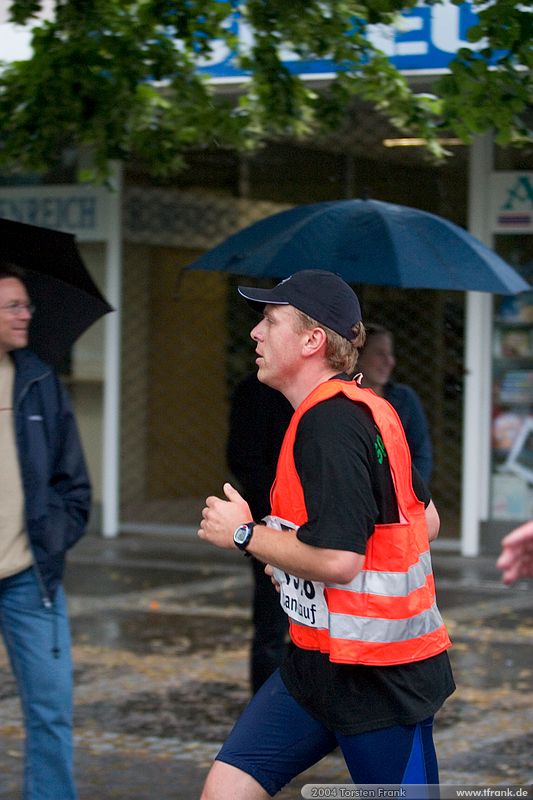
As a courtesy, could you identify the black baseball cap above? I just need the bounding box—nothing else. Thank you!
[238,270,362,342]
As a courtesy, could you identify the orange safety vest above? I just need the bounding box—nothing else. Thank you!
[269,378,452,666]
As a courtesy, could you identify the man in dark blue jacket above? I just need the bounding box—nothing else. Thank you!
[0,264,91,800]
[356,323,433,486]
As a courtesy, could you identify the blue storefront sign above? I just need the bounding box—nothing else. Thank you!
[197,0,483,81]
[0,186,111,241]
[2,1,485,79]
[490,173,533,234]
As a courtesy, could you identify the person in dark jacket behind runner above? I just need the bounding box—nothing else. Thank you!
[227,372,293,693]
[198,270,455,799]
[0,263,91,800]
[356,323,433,486]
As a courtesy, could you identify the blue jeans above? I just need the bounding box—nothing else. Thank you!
[0,567,77,800]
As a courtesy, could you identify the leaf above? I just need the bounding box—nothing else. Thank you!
[0,0,531,182]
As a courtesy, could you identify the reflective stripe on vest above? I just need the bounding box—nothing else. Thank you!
[330,601,445,642]
[329,549,433,596]
[270,379,452,666]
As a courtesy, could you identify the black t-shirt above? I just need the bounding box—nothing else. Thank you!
[279,386,455,735]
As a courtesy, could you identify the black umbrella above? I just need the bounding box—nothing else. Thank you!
[187,199,530,295]
[0,217,113,368]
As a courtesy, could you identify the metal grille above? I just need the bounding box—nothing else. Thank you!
[356,285,465,538]
[119,193,291,531]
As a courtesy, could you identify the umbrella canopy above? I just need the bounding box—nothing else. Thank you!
[187,198,530,295]
[0,217,113,368]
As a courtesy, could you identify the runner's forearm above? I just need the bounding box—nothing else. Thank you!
[247,525,364,583]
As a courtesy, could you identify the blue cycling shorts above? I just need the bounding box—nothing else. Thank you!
[216,669,439,797]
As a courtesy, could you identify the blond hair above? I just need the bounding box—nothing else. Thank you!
[293,309,366,373]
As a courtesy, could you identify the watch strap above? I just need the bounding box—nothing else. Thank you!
[234,521,256,553]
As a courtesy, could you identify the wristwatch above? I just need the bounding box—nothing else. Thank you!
[233,521,256,553]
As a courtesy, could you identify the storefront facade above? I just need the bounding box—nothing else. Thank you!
[1,2,531,554]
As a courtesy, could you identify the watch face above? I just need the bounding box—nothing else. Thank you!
[234,522,254,550]
[234,525,249,545]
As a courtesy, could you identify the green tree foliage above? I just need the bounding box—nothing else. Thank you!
[0,0,531,181]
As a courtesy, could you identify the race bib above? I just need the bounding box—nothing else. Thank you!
[263,515,329,630]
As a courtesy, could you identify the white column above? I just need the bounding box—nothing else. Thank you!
[461,134,494,556]
[101,162,123,537]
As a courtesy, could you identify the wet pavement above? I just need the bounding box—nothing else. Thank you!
[0,532,532,799]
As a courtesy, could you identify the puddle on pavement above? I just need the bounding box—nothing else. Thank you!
[446,731,533,781]
[448,639,532,690]
[81,543,201,564]
[181,582,252,607]
[482,607,533,629]
[75,680,249,742]
[436,588,501,610]
[72,609,251,655]
[64,564,217,596]
[432,557,502,585]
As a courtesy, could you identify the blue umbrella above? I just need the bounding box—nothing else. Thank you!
[187,198,529,294]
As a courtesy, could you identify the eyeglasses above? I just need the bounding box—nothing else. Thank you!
[0,302,36,316]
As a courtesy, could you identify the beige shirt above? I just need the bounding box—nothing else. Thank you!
[0,354,33,578]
